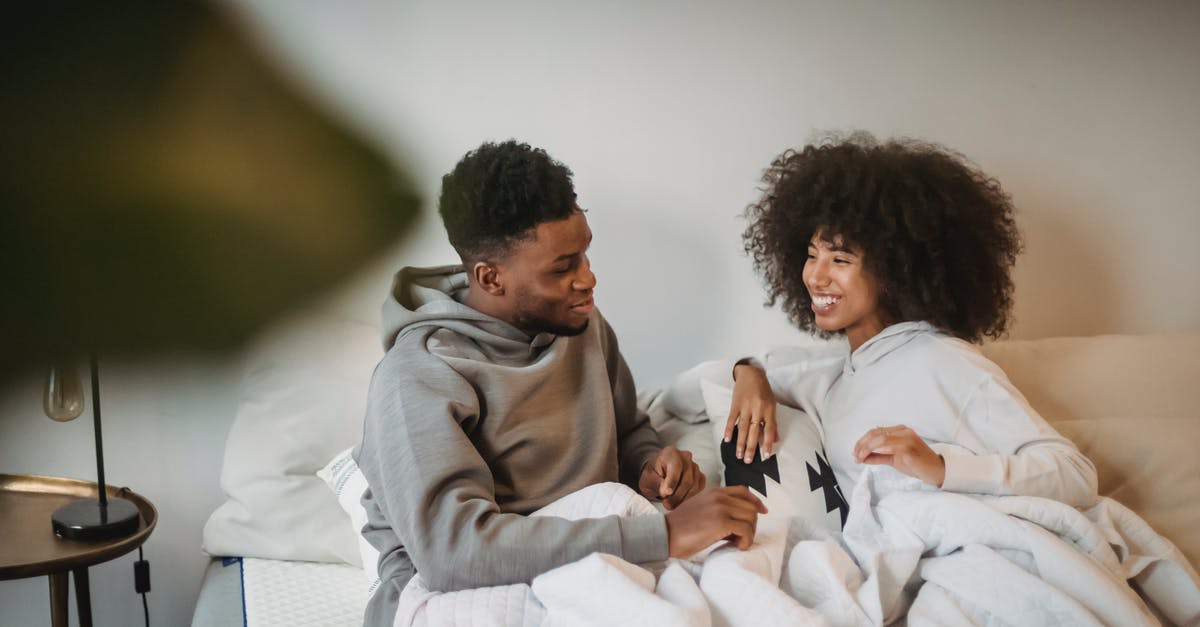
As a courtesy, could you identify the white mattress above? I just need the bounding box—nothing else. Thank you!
[242,557,368,627]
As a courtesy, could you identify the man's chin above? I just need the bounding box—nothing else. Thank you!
[512,310,591,338]
[547,319,589,337]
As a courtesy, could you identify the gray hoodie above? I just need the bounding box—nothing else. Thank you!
[356,266,668,626]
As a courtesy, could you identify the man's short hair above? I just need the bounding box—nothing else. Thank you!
[438,140,577,264]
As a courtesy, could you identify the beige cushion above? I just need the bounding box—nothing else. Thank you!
[981,332,1200,569]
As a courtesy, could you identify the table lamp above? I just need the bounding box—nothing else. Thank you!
[42,355,139,540]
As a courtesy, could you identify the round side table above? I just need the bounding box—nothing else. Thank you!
[0,474,157,627]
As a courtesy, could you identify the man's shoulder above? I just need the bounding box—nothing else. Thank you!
[370,328,479,415]
[377,325,468,377]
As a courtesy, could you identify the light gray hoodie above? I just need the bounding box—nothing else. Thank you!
[356,266,668,626]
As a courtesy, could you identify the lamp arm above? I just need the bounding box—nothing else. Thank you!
[90,353,107,507]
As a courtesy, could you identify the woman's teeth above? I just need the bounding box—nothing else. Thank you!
[812,295,840,306]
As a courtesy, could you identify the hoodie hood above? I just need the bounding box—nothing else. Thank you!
[844,320,936,374]
[381,265,553,355]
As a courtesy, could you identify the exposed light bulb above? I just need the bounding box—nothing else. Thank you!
[44,361,85,422]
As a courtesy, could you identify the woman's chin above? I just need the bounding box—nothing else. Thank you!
[813,319,843,334]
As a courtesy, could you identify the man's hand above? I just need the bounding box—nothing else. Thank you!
[725,363,778,463]
[638,446,705,510]
[664,486,767,557]
[853,424,946,487]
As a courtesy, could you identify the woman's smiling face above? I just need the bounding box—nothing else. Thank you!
[802,231,889,352]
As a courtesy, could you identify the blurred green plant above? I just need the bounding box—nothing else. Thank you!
[0,3,420,385]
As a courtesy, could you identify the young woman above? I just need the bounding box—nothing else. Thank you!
[725,132,1098,507]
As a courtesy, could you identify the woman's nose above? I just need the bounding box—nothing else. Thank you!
[806,259,829,288]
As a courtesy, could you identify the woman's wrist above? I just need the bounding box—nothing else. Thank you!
[932,454,946,488]
[731,357,761,381]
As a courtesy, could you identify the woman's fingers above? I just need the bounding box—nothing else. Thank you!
[852,425,945,486]
[854,424,909,462]
[729,364,777,463]
[735,411,751,460]
[723,407,739,443]
[762,405,777,457]
[727,401,778,463]
[742,413,762,463]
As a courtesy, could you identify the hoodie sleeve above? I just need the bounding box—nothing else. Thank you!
[596,316,663,486]
[357,341,667,594]
[939,370,1099,508]
[663,354,842,423]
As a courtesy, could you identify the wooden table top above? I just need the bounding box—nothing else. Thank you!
[0,474,157,580]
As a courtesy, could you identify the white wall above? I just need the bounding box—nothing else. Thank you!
[2,1,1197,624]
[225,0,1200,385]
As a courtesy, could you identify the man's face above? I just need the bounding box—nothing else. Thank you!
[497,210,596,336]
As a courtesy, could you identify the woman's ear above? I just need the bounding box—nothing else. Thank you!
[472,261,504,296]
[876,279,901,324]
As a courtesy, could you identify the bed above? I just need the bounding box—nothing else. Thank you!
[191,557,367,627]
[192,311,1200,626]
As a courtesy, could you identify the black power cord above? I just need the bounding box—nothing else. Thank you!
[113,485,151,626]
[135,545,150,626]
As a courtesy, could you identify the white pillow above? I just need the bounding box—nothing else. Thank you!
[699,379,846,532]
[318,447,382,594]
[202,312,381,565]
[641,388,722,492]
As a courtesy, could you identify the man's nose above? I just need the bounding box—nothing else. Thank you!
[574,258,596,291]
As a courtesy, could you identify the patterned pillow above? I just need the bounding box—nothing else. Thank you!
[317,447,381,596]
[699,380,847,532]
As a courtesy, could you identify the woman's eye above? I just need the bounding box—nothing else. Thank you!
[834,257,850,265]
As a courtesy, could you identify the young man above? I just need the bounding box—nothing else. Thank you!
[356,140,765,625]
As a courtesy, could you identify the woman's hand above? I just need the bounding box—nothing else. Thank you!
[724,363,778,463]
[853,424,946,487]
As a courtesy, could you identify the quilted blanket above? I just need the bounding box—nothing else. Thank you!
[394,473,1200,627]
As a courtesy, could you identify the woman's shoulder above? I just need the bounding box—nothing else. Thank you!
[902,326,1004,381]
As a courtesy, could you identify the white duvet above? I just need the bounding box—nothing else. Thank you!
[394,472,1200,627]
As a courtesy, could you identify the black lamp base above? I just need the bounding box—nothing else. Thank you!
[52,497,140,541]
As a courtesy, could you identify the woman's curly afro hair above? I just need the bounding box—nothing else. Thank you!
[743,131,1022,344]
[439,140,577,263]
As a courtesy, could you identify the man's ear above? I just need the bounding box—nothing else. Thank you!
[472,261,505,296]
